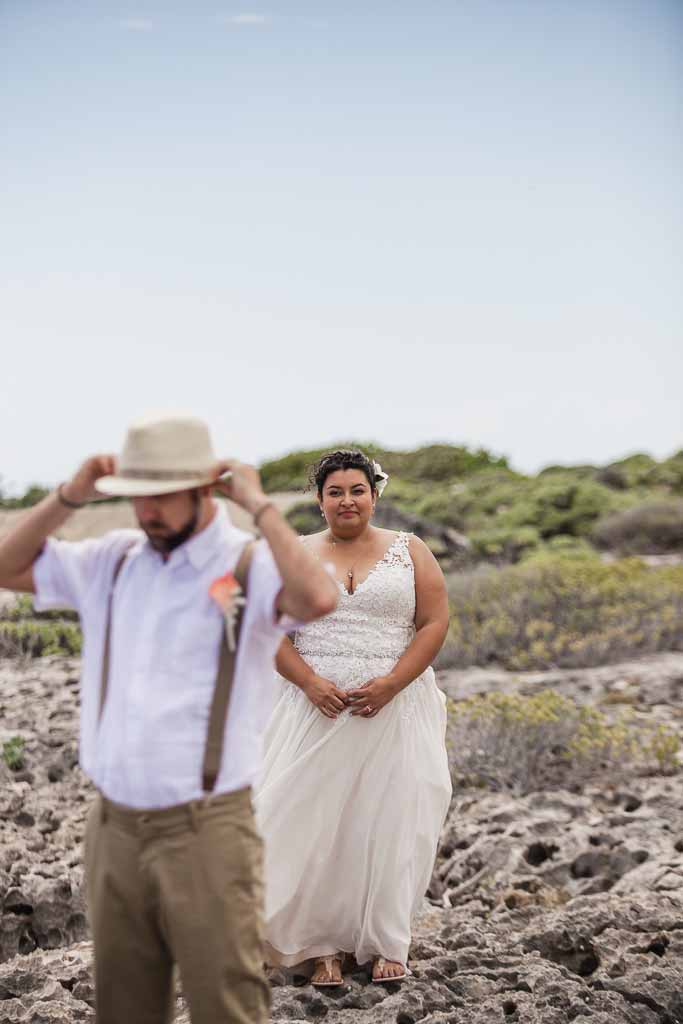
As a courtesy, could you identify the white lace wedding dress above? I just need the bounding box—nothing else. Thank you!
[254,531,453,969]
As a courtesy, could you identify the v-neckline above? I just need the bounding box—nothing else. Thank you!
[335,533,403,597]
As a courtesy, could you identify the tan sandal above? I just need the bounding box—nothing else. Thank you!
[372,956,407,983]
[311,955,343,987]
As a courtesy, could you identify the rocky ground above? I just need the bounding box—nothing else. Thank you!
[1,653,682,1023]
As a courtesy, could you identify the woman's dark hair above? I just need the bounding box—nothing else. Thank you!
[311,450,377,497]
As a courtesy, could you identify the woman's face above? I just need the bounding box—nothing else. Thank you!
[320,468,375,536]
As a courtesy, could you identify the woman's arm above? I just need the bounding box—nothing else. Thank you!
[276,637,349,719]
[348,535,449,716]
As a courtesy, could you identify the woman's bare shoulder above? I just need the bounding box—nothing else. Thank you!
[299,530,329,551]
[373,526,403,545]
[408,533,446,583]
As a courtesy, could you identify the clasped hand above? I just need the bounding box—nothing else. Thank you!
[303,676,350,719]
[304,675,397,719]
[347,676,397,718]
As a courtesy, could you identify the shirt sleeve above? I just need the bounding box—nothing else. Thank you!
[246,539,302,635]
[33,531,139,615]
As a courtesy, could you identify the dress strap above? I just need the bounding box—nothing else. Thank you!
[385,531,413,568]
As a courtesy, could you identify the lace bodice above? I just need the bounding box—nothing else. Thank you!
[290,532,417,692]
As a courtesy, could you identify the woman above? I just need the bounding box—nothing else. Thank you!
[255,450,452,985]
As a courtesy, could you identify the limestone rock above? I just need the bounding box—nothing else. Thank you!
[2,651,683,1021]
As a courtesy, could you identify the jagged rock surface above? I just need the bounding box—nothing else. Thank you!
[1,653,683,1022]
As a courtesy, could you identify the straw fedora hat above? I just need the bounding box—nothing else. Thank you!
[94,412,219,498]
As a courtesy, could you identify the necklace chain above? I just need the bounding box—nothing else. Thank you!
[328,533,356,582]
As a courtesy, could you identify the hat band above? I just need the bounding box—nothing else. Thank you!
[118,468,211,480]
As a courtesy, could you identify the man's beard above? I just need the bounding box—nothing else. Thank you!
[141,499,199,554]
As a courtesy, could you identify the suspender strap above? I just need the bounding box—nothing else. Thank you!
[202,540,255,794]
[99,546,134,724]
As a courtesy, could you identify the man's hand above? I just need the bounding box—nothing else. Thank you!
[303,675,350,719]
[212,460,268,517]
[62,455,117,505]
[0,454,115,593]
[347,676,398,718]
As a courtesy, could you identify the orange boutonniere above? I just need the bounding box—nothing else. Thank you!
[209,572,246,651]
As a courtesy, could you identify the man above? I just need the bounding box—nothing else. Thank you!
[0,412,338,1024]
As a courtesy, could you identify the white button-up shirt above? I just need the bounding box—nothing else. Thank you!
[34,503,292,809]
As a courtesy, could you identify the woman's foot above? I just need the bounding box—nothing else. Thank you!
[311,955,343,986]
[372,956,406,982]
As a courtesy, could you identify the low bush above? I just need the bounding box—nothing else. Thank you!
[0,595,79,623]
[380,444,508,483]
[593,500,683,554]
[447,690,680,794]
[0,485,50,509]
[441,471,629,563]
[437,557,683,671]
[0,620,82,658]
[260,442,508,493]
[521,535,599,563]
[469,524,541,562]
[595,453,659,491]
[412,488,466,531]
[657,450,683,494]
[285,501,322,536]
[2,736,25,771]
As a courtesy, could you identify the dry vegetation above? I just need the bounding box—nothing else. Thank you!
[447,689,680,795]
[438,557,683,671]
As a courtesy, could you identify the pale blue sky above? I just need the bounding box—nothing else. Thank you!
[1,1,681,491]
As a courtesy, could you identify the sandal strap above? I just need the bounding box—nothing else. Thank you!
[373,956,405,973]
[315,955,342,970]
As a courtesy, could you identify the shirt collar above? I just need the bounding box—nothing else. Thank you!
[154,501,242,573]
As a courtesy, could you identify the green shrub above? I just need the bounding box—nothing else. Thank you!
[0,595,79,623]
[595,453,659,490]
[437,557,683,671]
[260,442,508,494]
[0,620,82,658]
[260,442,383,493]
[593,500,683,554]
[529,476,621,538]
[380,444,508,483]
[436,471,626,563]
[521,536,600,563]
[412,488,466,530]
[469,524,541,562]
[2,736,25,771]
[0,484,50,509]
[538,464,598,479]
[285,501,323,536]
[656,450,683,494]
[447,690,680,795]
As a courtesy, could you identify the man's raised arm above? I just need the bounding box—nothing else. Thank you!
[0,455,115,593]
[214,461,338,624]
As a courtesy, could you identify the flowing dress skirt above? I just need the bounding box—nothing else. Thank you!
[254,665,452,968]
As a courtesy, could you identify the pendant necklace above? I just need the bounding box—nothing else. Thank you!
[328,534,356,593]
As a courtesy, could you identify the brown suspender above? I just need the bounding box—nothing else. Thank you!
[201,540,255,793]
[98,545,134,724]
[98,539,256,795]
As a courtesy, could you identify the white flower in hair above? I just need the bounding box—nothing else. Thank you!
[372,460,389,497]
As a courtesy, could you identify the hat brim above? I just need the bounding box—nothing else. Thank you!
[94,474,215,498]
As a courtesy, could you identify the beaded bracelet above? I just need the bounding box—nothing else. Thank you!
[57,483,86,509]
[253,501,275,528]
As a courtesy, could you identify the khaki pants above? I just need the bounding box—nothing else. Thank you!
[84,787,270,1024]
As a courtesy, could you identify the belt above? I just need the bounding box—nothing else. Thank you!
[97,786,252,834]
